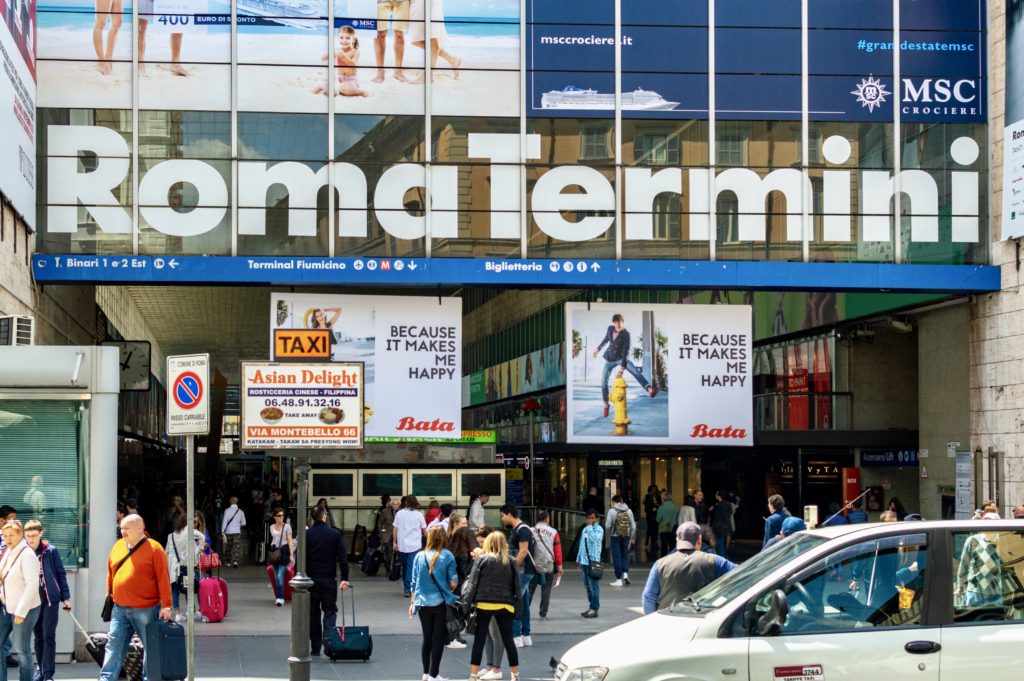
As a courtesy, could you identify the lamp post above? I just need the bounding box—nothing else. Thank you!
[522,398,542,509]
[289,460,313,681]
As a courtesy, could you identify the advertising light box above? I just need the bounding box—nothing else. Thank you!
[270,292,462,439]
[566,302,752,446]
[1,0,36,226]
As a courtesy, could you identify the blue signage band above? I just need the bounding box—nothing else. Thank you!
[32,255,998,293]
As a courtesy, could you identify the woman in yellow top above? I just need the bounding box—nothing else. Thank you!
[461,532,521,681]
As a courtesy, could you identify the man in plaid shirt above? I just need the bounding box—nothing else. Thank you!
[955,516,1004,607]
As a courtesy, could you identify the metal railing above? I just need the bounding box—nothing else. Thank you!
[754,391,853,431]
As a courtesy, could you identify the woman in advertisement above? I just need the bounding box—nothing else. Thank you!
[92,0,124,75]
[307,306,340,348]
[407,0,461,82]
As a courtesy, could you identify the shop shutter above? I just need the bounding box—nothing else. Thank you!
[0,400,83,565]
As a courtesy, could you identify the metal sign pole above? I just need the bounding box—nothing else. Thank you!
[186,435,195,681]
[288,460,313,681]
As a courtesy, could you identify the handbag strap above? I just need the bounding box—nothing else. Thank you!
[108,540,146,595]
[427,555,454,604]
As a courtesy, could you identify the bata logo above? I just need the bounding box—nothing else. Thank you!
[46,126,980,245]
[396,417,456,432]
[689,424,748,439]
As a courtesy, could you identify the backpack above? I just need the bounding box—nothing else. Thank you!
[531,526,555,574]
[613,509,632,537]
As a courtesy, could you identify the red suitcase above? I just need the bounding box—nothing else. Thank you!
[267,563,295,601]
[199,577,227,622]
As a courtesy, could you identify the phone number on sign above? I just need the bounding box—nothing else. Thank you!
[261,398,341,408]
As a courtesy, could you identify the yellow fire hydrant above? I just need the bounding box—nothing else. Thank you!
[610,376,630,436]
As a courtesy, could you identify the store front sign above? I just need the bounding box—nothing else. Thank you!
[45,126,981,247]
[861,449,919,467]
[240,361,364,450]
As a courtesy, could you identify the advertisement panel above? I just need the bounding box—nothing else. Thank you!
[1,0,36,226]
[1004,3,1024,239]
[240,361,363,449]
[270,292,462,439]
[566,302,752,446]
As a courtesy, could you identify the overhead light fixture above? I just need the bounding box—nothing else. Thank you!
[888,317,914,333]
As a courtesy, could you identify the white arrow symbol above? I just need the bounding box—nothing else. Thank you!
[408,262,418,270]
[591,263,601,272]
[168,259,179,269]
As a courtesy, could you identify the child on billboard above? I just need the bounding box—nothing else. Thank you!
[313,25,369,97]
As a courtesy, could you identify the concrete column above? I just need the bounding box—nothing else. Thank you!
[88,346,121,630]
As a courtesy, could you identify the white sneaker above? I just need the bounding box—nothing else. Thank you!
[513,636,524,648]
[174,613,186,623]
[609,579,624,587]
[480,669,503,680]
[446,639,467,649]
[422,674,430,681]
[275,598,284,606]
[429,676,449,681]
[521,635,532,646]
[623,574,631,585]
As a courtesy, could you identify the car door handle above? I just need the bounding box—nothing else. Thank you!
[905,641,941,654]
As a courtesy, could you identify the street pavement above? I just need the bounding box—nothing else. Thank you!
[58,563,652,681]
[571,381,668,439]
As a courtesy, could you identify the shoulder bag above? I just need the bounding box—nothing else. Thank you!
[584,533,604,581]
[103,541,146,622]
[170,536,189,593]
[428,558,466,638]
[267,526,283,566]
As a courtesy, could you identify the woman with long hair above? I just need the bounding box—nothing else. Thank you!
[462,532,521,681]
[166,512,204,622]
[410,526,458,681]
[446,516,474,649]
[887,497,908,521]
[268,507,295,606]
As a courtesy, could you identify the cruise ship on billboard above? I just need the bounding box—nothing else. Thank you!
[540,86,679,111]
[237,0,323,28]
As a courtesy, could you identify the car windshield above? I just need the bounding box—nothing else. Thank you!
[685,535,828,611]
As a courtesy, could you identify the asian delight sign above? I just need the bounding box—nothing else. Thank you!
[270,292,462,439]
[566,302,752,446]
[241,362,364,449]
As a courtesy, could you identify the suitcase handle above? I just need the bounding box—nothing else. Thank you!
[66,609,91,640]
[339,583,357,630]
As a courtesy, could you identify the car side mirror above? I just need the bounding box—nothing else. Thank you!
[755,589,789,636]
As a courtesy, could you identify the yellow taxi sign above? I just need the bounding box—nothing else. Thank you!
[273,329,332,360]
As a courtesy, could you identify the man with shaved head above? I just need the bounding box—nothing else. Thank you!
[99,514,172,681]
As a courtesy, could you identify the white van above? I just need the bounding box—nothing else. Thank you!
[555,520,1024,681]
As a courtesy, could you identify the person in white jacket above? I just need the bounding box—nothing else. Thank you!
[468,494,489,532]
[220,498,246,568]
[0,520,41,681]
[166,514,205,623]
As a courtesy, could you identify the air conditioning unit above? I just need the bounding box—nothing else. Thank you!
[0,316,34,346]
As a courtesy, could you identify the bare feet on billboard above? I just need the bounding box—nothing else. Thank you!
[97,61,111,75]
[450,56,462,79]
[394,69,409,82]
[646,386,658,398]
[374,70,386,83]
[311,85,327,95]
[170,64,191,77]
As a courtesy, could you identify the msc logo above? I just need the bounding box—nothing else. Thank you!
[903,78,977,104]
[851,76,889,112]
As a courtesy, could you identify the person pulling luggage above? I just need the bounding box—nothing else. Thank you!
[99,514,173,681]
[305,506,350,657]
[268,508,295,606]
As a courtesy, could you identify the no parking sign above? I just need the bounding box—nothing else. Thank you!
[167,354,210,435]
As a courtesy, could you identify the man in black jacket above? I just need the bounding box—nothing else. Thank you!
[306,506,351,656]
[592,313,657,418]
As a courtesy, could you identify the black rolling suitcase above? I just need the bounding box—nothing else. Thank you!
[350,524,368,562]
[360,546,383,576]
[68,610,143,681]
[144,620,187,681]
[325,587,373,662]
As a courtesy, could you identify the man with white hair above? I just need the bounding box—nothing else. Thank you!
[99,515,172,681]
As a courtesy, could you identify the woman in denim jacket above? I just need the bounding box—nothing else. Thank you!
[576,509,604,618]
[409,526,458,681]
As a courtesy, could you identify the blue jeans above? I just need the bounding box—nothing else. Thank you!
[33,601,60,681]
[273,564,287,599]
[582,565,600,611]
[99,605,160,681]
[601,360,650,404]
[610,536,630,579]
[0,604,40,681]
[512,573,533,637]
[716,535,729,558]
[399,551,417,594]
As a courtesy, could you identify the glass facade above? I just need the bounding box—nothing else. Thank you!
[34,1,988,265]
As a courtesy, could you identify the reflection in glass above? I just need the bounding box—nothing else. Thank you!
[238,112,329,160]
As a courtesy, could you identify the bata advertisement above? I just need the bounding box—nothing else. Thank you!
[1004,3,1024,240]
[1,0,35,227]
[37,0,519,114]
[241,362,364,449]
[270,292,462,439]
[566,302,752,446]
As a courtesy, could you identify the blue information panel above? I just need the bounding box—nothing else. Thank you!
[525,0,985,122]
[31,255,999,293]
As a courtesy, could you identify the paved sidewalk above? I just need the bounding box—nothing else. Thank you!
[58,563,652,680]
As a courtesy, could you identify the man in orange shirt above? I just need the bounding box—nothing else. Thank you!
[100,515,173,681]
